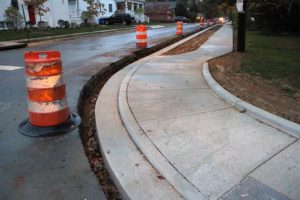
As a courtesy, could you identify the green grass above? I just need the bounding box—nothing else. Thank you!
[240,32,300,89]
[0,22,176,42]
[0,24,135,41]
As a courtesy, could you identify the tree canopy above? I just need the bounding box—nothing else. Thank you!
[3,6,23,29]
[83,0,105,17]
[247,0,300,34]
[182,0,299,34]
[24,0,48,20]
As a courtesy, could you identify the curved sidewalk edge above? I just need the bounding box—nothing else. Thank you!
[95,62,184,200]
[202,62,300,138]
[117,26,220,200]
[95,26,217,200]
[118,64,206,200]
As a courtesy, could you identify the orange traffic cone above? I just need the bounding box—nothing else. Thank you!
[136,24,148,48]
[18,51,80,137]
[176,21,183,35]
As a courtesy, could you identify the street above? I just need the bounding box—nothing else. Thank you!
[0,24,200,199]
[1,0,299,199]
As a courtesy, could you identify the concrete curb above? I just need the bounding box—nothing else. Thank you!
[0,42,27,50]
[95,64,183,200]
[118,64,206,200]
[202,62,300,138]
[117,26,219,200]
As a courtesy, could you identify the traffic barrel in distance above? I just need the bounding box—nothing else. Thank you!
[176,21,183,35]
[18,51,81,137]
[200,19,204,30]
[136,24,147,48]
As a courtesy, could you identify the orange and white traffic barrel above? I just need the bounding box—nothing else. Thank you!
[18,51,80,137]
[200,19,204,30]
[136,25,147,48]
[176,21,183,35]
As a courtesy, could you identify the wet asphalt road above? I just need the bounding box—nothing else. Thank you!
[0,24,200,200]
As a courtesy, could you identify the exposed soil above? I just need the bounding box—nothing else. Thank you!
[78,65,126,200]
[77,30,201,200]
[209,36,300,124]
[163,25,221,55]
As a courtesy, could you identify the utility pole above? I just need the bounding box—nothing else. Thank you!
[237,0,247,52]
[21,4,30,43]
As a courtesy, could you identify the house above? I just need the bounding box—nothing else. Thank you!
[0,0,70,28]
[69,0,149,24]
[145,0,175,22]
[32,0,69,27]
[114,0,149,22]
[0,0,148,29]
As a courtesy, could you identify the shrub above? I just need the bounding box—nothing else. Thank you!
[63,20,70,28]
[3,6,23,29]
[57,19,65,28]
[57,19,71,28]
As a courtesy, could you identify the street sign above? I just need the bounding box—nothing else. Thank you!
[236,0,244,12]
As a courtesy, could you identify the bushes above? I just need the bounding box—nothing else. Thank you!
[3,6,23,29]
[57,19,70,28]
[247,1,300,35]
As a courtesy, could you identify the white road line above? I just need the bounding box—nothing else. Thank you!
[149,25,165,29]
[0,65,23,71]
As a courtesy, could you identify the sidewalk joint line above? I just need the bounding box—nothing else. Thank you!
[126,94,207,197]
[242,138,299,181]
[128,87,210,93]
[140,106,234,125]
[123,56,208,197]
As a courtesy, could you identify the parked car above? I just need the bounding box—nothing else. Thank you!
[200,22,208,30]
[174,16,189,23]
[98,17,107,25]
[99,13,133,25]
[207,19,214,26]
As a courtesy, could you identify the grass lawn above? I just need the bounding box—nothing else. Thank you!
[0,22,176,42]
[240,32,300,90]
[0,24,136,41]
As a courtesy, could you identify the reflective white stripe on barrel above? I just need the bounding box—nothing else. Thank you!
[26,61,61,73]
[136,39,147,43]
[28,98,68,113]
[26,75,65,89]
[136,32,147,36]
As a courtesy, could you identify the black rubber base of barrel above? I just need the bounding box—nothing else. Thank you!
[18,112,81,137]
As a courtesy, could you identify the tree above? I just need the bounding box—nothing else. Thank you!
[187,0,200,21]
[198,0,236,18]
[81,11,91,25]
[247,0,300,34]
[83,0,105,24]
[3,6,23,29]
[199,0,299,34]
[24,0,48,23]
[175,0,188,17]
[135,7,144,23]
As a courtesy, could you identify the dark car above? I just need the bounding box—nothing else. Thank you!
[174,16,188,23]
[100,13,133,25]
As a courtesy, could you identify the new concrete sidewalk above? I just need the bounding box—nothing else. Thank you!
[96,24,300,200]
